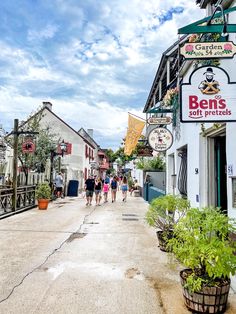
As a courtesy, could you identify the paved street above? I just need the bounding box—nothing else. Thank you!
[0,193,235,314]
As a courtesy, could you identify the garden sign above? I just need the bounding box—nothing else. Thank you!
[180,41,236,59]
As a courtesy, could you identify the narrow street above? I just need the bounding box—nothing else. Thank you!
[0,193,235,314]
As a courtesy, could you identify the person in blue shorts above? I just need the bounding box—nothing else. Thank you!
[121,176,128,202]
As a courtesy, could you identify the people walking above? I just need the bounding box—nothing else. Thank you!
[110,176,118,203]
[54,172,64,198]
[103,179,109,203]
[94,177,102,206]
[84,175,95,206]
[121,176,128,202]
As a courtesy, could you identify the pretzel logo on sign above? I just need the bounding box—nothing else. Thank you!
[198,67,220,95]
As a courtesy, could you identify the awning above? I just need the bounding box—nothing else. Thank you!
[178,6,236,34]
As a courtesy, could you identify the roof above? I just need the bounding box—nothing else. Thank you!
[78,127,99,149]
[143,35,187,113]
[6,106,96,149]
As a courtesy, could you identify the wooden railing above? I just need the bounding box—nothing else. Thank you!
[0,185,36,217]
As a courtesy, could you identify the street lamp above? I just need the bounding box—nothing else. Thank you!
[59,140,67,157]
[50,140,67,186]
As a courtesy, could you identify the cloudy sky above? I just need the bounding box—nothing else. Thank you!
[0,0,204,150]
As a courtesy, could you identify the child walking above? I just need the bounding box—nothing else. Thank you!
[103,179,109,203]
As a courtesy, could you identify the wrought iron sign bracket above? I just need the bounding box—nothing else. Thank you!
[178,6,236,35]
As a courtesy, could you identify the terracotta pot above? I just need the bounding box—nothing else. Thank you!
[180,269,230,313]
[37,199,49,210]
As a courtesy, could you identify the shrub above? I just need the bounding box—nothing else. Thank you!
[35,182,51,200]
[168,207,236,292]
[146,194,190,232]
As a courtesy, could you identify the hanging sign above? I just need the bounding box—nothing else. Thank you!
[180,66,236,122]
[22,140,35,153]
[147,116,172,125]
[136,146,153,157]
[180,42,236,59]
[148,127,173,152]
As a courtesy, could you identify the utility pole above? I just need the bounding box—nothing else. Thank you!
[12,119,19,211]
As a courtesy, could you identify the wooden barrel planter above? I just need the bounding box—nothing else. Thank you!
[156,230,173,252]
[180,269,230,314]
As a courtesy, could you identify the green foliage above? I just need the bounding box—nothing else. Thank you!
[19,112,57,173]
[6,110,58,184]
[168,207,236,292]
[136,157,165,171]
[112,146,136,166]
[146,194,190,232]
[35,182,51,199]
[105,149,116,163]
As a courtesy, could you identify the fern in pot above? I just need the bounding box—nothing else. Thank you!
[168,206,236,313]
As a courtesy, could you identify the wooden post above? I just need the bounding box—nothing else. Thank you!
[12,119,19,211]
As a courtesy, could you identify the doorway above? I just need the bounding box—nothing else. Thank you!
[214,136,227,212]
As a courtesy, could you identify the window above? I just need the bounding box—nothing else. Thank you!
[177,148,187,197]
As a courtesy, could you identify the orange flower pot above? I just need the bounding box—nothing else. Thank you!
[37,199,49,210]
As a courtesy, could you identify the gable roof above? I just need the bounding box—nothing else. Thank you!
[78,127,99,149]
[7,106,81,137]
[6,105,96,148]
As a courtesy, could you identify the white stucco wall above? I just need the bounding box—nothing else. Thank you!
[167,119,201,207]
[39,109,84,190]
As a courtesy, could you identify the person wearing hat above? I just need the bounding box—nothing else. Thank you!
[198,67,220,95]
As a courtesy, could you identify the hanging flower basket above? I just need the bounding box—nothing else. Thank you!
[162,87,178,108]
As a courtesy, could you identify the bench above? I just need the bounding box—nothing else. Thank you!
[133,189,140,197]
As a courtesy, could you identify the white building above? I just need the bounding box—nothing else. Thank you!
[144,0,236,219]
[144,0,236,290]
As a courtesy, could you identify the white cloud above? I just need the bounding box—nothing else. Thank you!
[0,0,205,149]
[28,24,58,42]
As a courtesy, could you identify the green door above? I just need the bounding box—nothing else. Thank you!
[215,136,227,213]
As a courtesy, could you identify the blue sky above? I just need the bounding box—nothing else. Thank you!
[0,0,204,150]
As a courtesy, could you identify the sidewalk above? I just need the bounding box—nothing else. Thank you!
[0,192,235,313]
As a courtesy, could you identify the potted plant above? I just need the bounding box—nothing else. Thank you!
[168,207,236,313]
[146,194,190,251]
[35,182,51,210]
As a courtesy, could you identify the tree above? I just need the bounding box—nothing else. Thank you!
[6,110,58,185]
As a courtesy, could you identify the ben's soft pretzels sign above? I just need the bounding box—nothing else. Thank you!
[180,66,236,122]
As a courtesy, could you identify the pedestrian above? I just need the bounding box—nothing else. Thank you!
[103,179,109,203]
[130,179,138,196]
[110,176,118,203]
[54,172,64,198]
[121,176,128,202]
[84,175,95,206]
[94,177,102,206]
